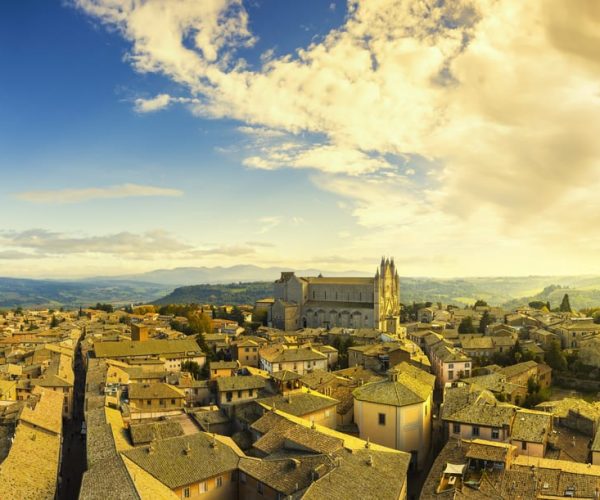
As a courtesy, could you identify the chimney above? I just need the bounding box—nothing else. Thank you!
[184,442,191,455]
[210,433,217,448]
[367,455,374,467]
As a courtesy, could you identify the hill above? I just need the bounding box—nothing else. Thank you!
[503,284,600,311]
[0,278,170,309]
[152,282,273,306]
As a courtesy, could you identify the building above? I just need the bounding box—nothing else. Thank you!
[232,338,262,367]
[352,363,434,470]
[0,387,63,500]
[121,432,240,499]
[269,258,400,332]
[429,343,472,387]
[259,344,328,375]
[209,361,239,379]
[216,375,266,406]
[128,382,185,417]
[93,338,206,372]
[257,389,340,428]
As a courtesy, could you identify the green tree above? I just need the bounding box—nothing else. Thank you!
[458,317,476,334]
[181,360,202,379]
[559,294,572,313]
[545,340,567,371]
[528,301,546,310]
[478,311,492,334]
[50,315,59,329]
[474,300,488,308]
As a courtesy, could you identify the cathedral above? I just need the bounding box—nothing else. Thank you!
[270,257,400,332]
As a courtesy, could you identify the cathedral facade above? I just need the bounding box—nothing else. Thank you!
[270,258,400,332]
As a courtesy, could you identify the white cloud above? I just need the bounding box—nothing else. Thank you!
[134,94,201,113]
[257,216,283,234]
[75,0,600,275]
[0,229,193,258]
[15,183,183,204]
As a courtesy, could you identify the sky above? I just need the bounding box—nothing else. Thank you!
[0,0,599,279]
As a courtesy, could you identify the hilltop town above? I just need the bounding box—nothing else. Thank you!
[2,259,600,499]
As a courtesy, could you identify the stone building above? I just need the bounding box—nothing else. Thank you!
[269,257,400,332]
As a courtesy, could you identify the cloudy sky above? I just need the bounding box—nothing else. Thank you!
[1,0,599,278]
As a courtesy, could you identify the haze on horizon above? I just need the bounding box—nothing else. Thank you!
[1,1,599,279]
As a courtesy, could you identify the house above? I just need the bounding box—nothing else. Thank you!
[348,340,429,373]
[423,436,600,499]
[257,389,339,428]
[246,409,411,500]
[93,338,206,372]
[0,379,17,401]
[0,387,63,500]
[418,307,435,324]
[555,319,600,348]
[352,363,434,470]
[314,344,339,368]
[209,360,239,379]
[429,343,472,387]
[121,432,240,499]
[216,375,266,406]
[128,382,185,416]
[510,409,552,457]
[232,338,262,367]
[259,345,328,375]
[441,384,515,442]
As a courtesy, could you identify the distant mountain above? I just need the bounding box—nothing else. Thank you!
[90,265,371,287]
[0,277,170,309]
[3,268,600,311]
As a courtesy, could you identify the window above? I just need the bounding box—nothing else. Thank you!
[245,347,249,352]
[226,391,232,402]
[200,482,208,493]
[492,428,499,439]
[147,400,151,406]
[240,472,247,483]
[249,389,254,397]
[257,481,264,495]
[183,487,190,498]
[238,390,242,398]
[465,363,471,368]
[171,399,175,405]
[521,441,527,450]
[472,426,480,437]
[448,370,454,380]
[448,363,454,369]
[216,476,223,488]
[378,413,386,426]
[453,423,460,434]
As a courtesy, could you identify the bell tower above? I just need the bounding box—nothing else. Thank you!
[374,257,400,332]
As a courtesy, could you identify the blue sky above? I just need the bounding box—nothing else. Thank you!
[1,1,599,278]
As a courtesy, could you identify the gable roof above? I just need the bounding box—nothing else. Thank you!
[122,433,240,489]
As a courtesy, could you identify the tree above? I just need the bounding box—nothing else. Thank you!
[545,340,567,371]
[181,361,202,379]
[474,300,488,308]
[528,301,546,310]
[458,317,476,334]
[478,311,492,334]
[50,315,59,329]
[559,294,572,313]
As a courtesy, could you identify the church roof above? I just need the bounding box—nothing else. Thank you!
[304,277,374,285]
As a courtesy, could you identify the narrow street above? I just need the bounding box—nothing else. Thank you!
[57,342,86,500]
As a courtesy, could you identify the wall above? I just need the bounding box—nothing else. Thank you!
[354,397,431,470]
[173,471,237,500]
